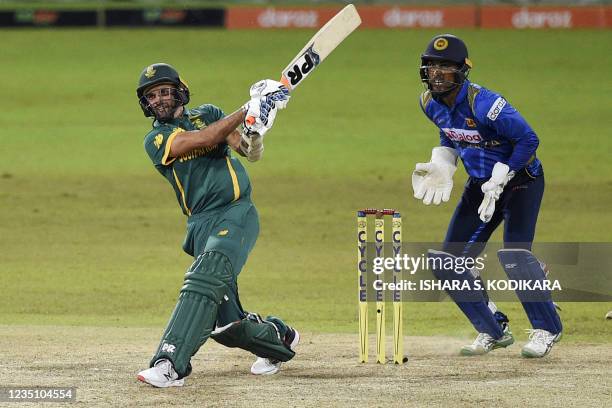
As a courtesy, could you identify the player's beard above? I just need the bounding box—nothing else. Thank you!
[152,99,180,122]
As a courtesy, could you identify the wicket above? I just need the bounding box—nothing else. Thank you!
[357,208,404,364]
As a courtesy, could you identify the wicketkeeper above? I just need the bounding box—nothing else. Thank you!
[135,63,299,387]
[413,35,562,358]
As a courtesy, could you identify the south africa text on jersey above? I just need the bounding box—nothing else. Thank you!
[178,145,219,162]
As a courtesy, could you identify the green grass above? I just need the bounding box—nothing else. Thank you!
[1,29,611,343]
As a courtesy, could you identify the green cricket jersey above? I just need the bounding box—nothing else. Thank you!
[143,104,251,216]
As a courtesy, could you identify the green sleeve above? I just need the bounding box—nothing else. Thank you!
[190,104,225,124]
[143,125,185,167]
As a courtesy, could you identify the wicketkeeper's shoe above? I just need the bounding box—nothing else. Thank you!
[460,326,515,356]
[137,359,185,388]
[521,329,562,358]
[251,326,300,375]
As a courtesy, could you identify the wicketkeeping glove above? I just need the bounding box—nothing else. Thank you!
[249,79,291,110]
[412,147,458,205]
[477,162,515,223]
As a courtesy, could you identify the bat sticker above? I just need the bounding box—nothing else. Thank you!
[283,45,321,87]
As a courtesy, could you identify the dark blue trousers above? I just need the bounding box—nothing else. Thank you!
[440,170,562,335]
[443,169,544,257]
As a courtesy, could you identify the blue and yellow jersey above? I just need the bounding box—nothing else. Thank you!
[143,104,251,216]
[419,80,542,179]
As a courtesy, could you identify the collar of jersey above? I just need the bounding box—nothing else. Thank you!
[455,80,469,107]
[153,106,191,128]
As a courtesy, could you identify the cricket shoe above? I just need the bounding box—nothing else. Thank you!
[460,326,515,356]
[137,359,184,388]
[251,326,300,375]
[521,329,562,358]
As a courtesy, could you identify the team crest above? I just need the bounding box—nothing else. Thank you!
[192,118,205,129]
[433,38,448,51]
[465,118,477,128]
[144,65,156,78]
[153,134,163,149]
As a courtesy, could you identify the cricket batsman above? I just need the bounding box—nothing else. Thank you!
[135,63,299,387]
[413,35,562,358]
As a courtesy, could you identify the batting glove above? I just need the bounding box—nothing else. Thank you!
[243,95,278,137]
[249,79,291,110]
[478,162,515,223]
[412,147,458,205]
[239,130,264,162]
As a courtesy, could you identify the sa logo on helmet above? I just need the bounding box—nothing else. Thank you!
[145,65,157,78]
[433,38,448,51]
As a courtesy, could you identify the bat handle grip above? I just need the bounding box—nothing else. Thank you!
[280,75,290,89]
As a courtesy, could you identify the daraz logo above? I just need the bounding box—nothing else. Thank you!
[487,97,507,121]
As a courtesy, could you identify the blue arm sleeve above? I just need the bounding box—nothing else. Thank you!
[439,130,454,148]
[419,93,454,149]
[485,99,539,172]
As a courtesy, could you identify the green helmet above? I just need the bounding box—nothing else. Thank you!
[136,63,190,118]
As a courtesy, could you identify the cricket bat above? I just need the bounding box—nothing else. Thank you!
[246,4,361,125]
[279,4,362,92]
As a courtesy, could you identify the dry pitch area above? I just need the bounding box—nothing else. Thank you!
[1,326,610,407]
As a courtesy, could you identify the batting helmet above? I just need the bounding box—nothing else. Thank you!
[136,63,190,118]
[419,34,472,95]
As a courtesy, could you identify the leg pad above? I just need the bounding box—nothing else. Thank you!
[150,251,235,377]
[429,250,503,338]
[498,249,562,334]
[211,314,295,362]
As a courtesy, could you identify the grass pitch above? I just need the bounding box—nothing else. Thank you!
[0,28,611,404]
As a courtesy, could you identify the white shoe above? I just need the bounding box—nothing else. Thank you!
[251,327,300,375]
[137,359,185,388]
[460,327,515,356]
[521,329,562,358]
[251,357,282,375]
